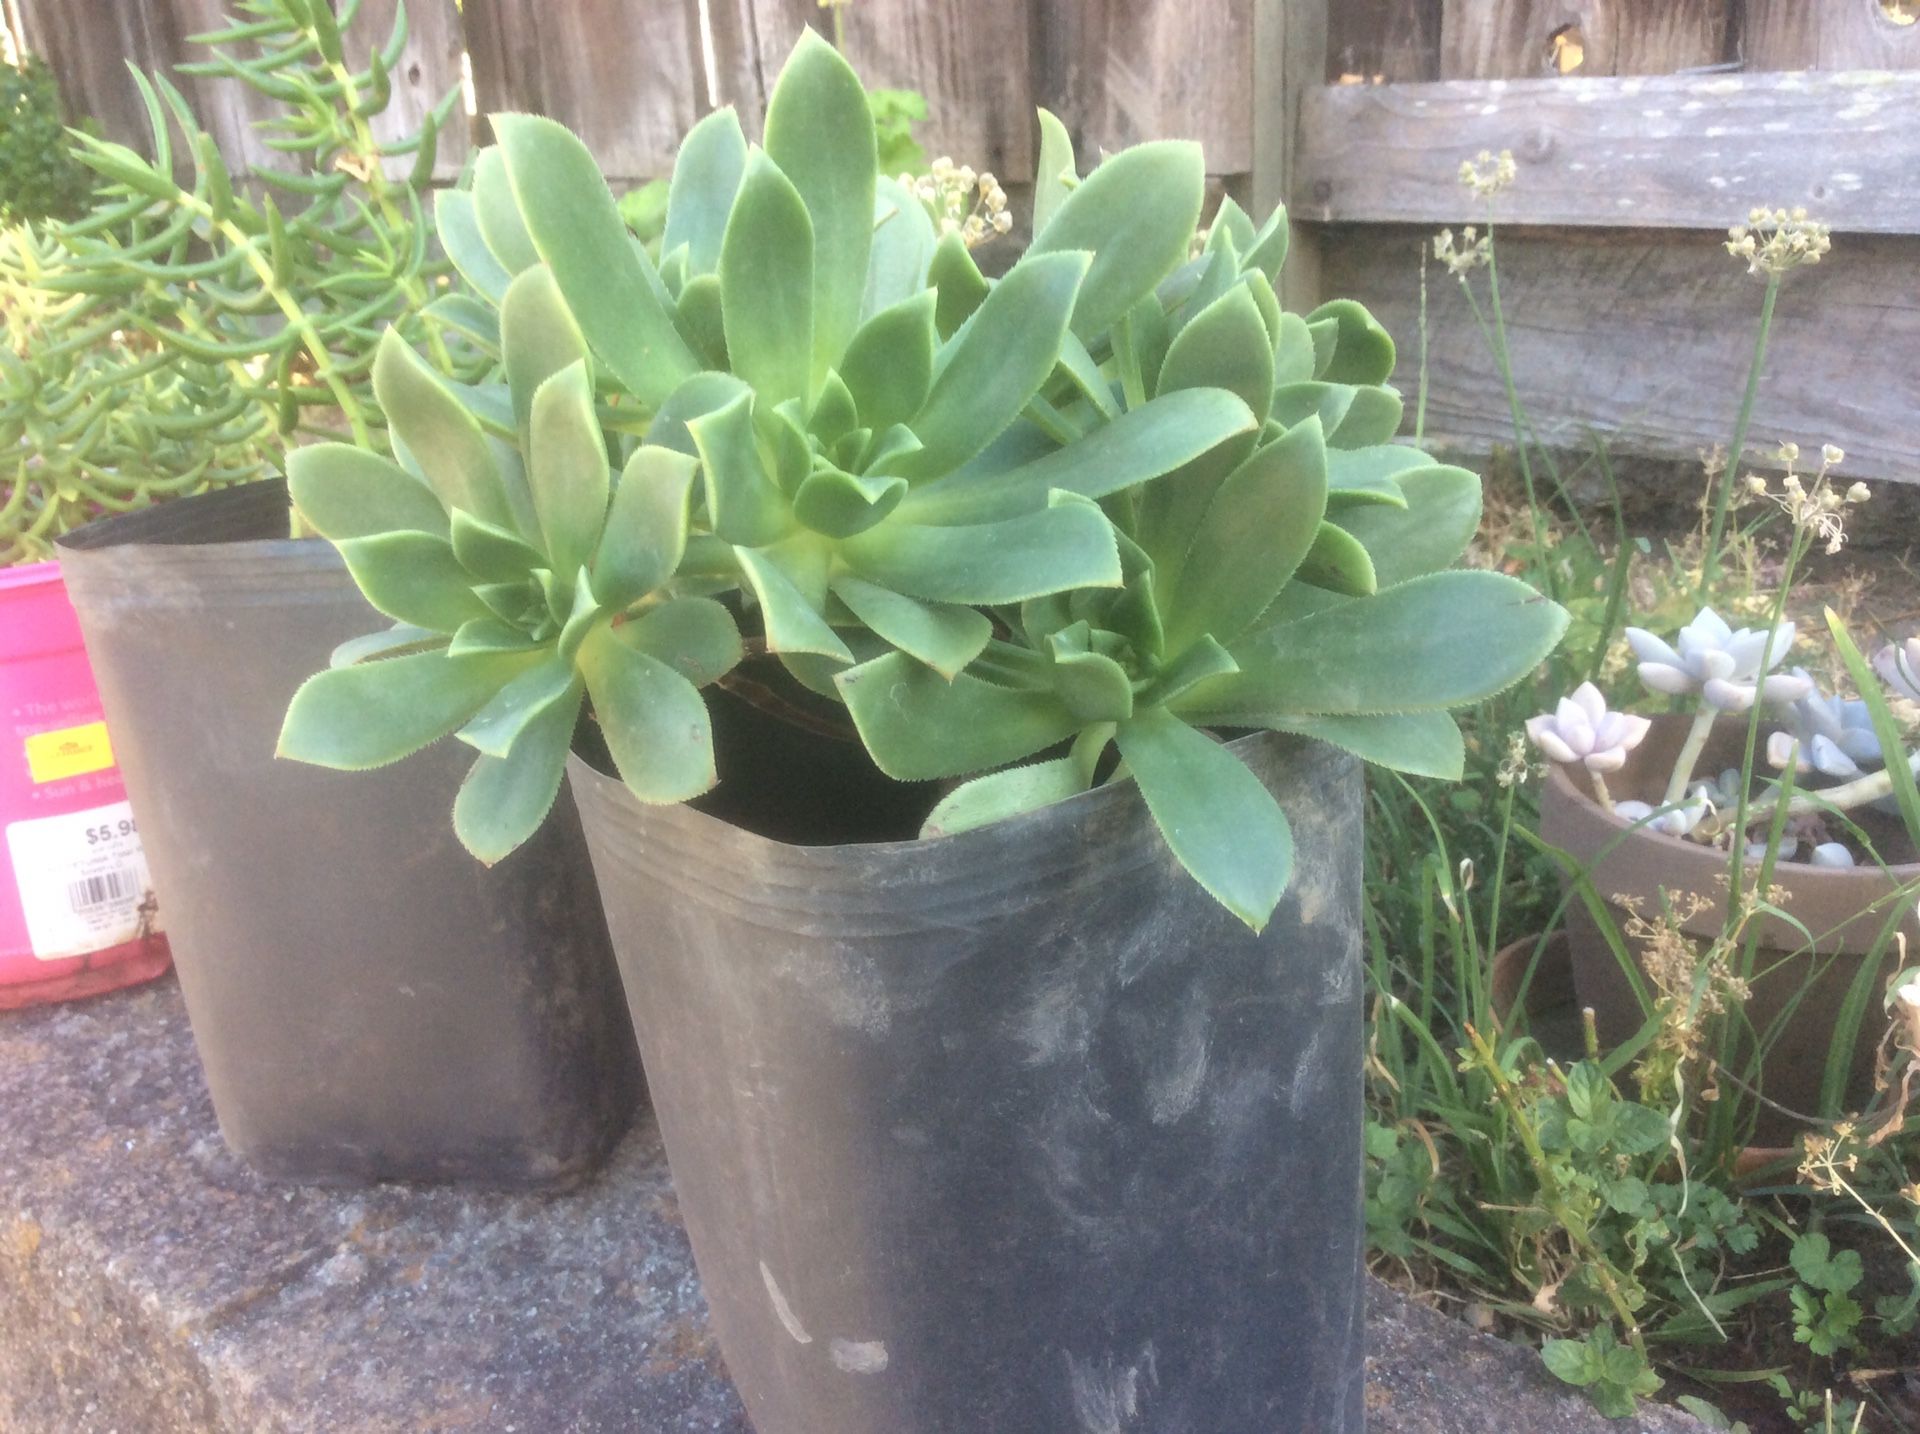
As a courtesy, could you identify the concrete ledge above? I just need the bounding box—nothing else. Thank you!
[0,979,1702,1433]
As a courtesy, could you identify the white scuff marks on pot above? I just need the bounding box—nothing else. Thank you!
[1317,951,1359,1009]
[1066,1342,1157,1434]
[1289,1024,1332,1118]
[760,1261,812,1344]
[775,944,894,1036]
[830,1338,889,1374]
[1015,960,1099,1066]
[1145,991,1211,1124]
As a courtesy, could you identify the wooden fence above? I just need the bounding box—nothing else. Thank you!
[9,0,1920,482]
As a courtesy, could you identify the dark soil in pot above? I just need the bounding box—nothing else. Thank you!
[568,721,1368,1433]
[1539,714,1908,1146]
[56,482,638,1188]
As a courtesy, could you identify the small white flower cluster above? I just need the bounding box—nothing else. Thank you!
[1432,225,1491,277]
[902,158,1012,249]
[1725,206,1831,279]
[1457,149,1516,199]
[1743,441,1866,555]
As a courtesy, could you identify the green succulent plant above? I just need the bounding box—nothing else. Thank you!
[1,224,270,565]
[41,0,471,456]
[280,31,1568,928]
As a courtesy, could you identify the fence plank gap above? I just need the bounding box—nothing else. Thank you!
[1440,0,1734,79]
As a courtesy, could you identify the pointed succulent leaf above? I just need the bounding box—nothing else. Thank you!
[1244,204,1290,284]
[331,624,446,668]
[472,147,541,274]
[338,532,493,633]
[1211,196,1256,256]
[434,189,513,304]
[556,576,607,660]
[763,28,876,385]
[1307,298,1396,386]
[675,273,727,369]
[896,251,1090,480]
[838,291,935,431]
[735,544,853,661]
[1272,311,1316,385]
[594,445,696,611]
[864,176,938,320]
[809,371,859,449]
[643,371,749,457]
[492,112,699,405]
[1257,711,1465,779]
[1331,464,1483,586]
[288,443,448,541]
[664,107,749,275]
[528,361,611,580]
[719,150,815,408]
[1307,316,1340,377]
[448,617,542,657]
[927,230,989,339]
[837,652,1081,780]
[1270,381,1354,439]
[279,647,542,771]
[688,390,790,546]
[1114,707,1293,931]
[1157,284,1276,431]
[841,495,1120,605]
[1167,417,1328,650]
[923,737,1110,837]
[450,508,546,581]
[1031,106,1078,237]
[372,332,514,532]
[828,573,992,678]
[452,682,582,864]
[898,386,1256,523]
[1139,636,1237,706]
[1030,140,1205,340]
[1295,520,1378,597]
[618,597,744,687]
[1048,635,1135,722]
[575,624,717,802]
[426,293,503,355]
[458,651,579,757]
[500,265,590,443]
[1325,445,1424,506]
[1330,387,1404,448]
[1056,330,1119,420]
[1199,571,1569,719]
[793,466,906,538]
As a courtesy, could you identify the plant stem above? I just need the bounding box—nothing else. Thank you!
[1415,240,1429,444]
[1663,706,1718,807]
[1479,215,1560,603]
[1698,275,1780,602]
[1589,770,1614,810]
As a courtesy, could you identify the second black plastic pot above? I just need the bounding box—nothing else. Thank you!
[57,483,637,1187]
[570,728,1366,1433]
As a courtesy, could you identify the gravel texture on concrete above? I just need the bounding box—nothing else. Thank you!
[0,977,1704,1433]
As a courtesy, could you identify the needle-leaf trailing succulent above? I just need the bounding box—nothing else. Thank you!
[280,32,1568,928]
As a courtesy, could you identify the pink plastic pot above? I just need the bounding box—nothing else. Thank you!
[0,560,171,1008]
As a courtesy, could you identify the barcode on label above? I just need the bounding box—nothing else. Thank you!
[68,868,138,913]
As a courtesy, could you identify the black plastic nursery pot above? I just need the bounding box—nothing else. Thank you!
[569,726,1367,1434]
[56,482,637,1188]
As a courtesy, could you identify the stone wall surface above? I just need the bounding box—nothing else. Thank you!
[0,979,1704,1433]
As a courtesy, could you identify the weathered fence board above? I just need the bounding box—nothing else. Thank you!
[1329,0,1444,81]
[726,0,1036,183]
[13,0,466,180]
[1439,0,1732,78]
[1030,0,1251,174]
[1324,225,1920,481]
[1296,69,1919,231]
[464,0,706,185]
[1741,0,1920,70]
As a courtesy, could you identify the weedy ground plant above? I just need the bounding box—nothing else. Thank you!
[1366,153,1920,1431]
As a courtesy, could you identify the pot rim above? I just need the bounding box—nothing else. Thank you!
[1543,758,1920,883]
[567,728,1340,865]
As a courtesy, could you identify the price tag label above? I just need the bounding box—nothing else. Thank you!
[5,801,160,960]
